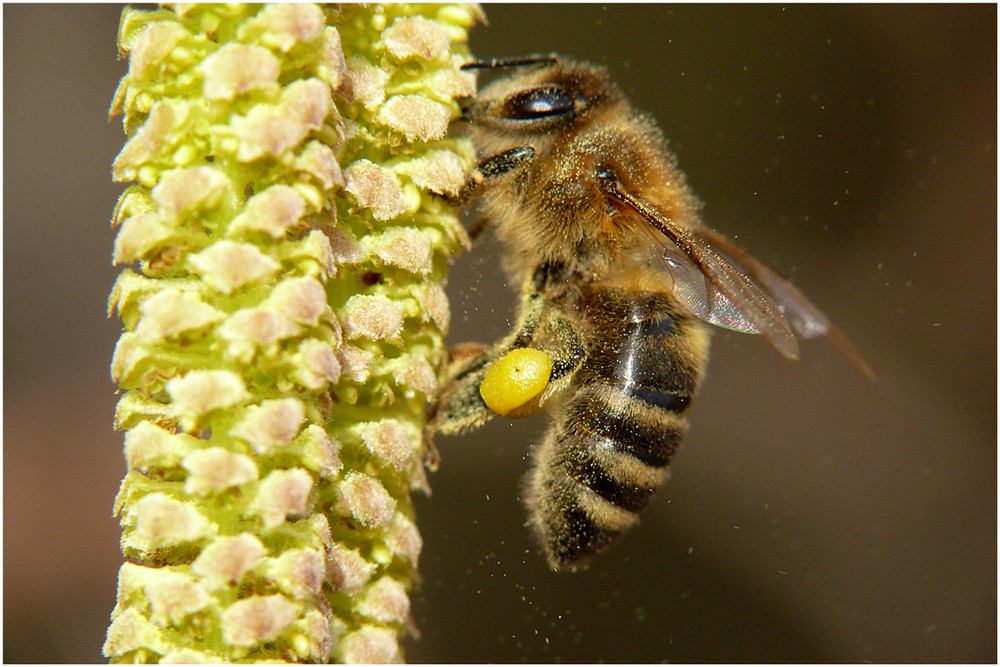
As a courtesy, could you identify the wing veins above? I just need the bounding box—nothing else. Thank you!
[695,228,876,380]
[598,176,799,359]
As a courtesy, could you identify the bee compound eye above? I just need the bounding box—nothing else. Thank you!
[503,85,578,121]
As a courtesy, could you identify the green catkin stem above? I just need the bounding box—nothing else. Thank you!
[104,4,479,663]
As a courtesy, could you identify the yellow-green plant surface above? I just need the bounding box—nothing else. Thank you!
[104,4,479,662]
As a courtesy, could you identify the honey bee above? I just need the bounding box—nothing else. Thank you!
[427,55,871,571]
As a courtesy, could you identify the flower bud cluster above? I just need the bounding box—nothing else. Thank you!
[105,4,479,662]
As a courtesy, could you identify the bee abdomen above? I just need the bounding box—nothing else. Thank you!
[560,432,661,512]
[523,291,708,569]
[566,383,689,467]
[525,428,644,570]
[526,384,690,570]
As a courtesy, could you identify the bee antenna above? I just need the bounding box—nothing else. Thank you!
[461,54,558,71]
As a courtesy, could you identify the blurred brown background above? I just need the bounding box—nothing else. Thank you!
[4,4,995,662]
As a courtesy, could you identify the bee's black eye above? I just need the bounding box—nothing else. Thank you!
[503,85,578,120]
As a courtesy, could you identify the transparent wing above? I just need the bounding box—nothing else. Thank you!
[600,175,798,359]
[692,228,829,339]
[651,234,763,334]
[693,228,875,379]
[599,172,874,377]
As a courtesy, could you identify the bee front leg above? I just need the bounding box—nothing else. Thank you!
[443,147,536,242]
[454,146,536,205]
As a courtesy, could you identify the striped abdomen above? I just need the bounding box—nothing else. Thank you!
[525,289,710,570]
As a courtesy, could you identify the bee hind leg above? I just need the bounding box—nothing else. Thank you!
[424,284,586,470]
[424,344,498,470]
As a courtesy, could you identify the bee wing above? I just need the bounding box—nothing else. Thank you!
[693,227,875,379]
[648,226,800,360]
[602,178,799,359]
[601,173,874,376]
[692,227,830,339]
[651,233,772,334]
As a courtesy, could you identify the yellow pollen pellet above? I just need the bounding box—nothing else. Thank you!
[479,348,552,417]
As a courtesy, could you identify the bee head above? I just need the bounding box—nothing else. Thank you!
[457,56,694,276]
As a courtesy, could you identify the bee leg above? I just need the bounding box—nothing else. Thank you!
[478,146,536,178]
[421,343,487,470]
[535,313,586,398]
[424,288,547,464]
[426,349,493,435]
[424,285,587,471]
[458,214,490,243]
[447,342,488,364]
[424,346,496,470]
[454,146,537,204]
